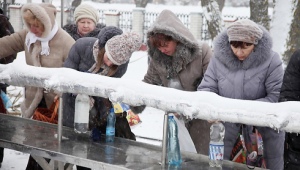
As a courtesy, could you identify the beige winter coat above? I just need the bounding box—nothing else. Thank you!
[144,10,213,154]
[0,3,75,118]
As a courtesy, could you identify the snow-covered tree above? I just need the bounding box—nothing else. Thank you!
[201,0,224,40]
[250,0,269,30]
[270,0,294,64]
[134,0,150,7]
[282,0,300,64]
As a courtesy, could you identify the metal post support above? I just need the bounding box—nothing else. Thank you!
[61,0,64,27]
[58,97,63,143]
[161,112,169,166]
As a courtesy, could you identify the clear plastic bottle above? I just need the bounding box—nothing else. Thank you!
[106,108,116,142]
[209,122,225,167]
[167,115,182,166]
[74,94,90,134]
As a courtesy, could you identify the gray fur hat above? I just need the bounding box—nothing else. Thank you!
[227,19,263,45]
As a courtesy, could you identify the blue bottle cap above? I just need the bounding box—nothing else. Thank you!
[168,115,174,118]
[110,108,114,113]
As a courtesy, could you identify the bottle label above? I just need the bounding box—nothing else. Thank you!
[209,143,224,161]
[106,127,115,136]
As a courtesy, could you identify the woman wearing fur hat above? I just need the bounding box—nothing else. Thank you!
[198,19,284,169]
[62,28,143,170]
[63,3,106,40]
[0,2,75,170]
[130,9,213,155]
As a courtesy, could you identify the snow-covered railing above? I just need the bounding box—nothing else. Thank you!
[0,62,299,133]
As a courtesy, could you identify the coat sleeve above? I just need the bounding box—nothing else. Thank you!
[256,52,284,103]
[143,59,162,85]
[279,50,300,102]
[63,39,82,70]
[197,57,219,94]
[201,42,212,74]
[0,29,26,58]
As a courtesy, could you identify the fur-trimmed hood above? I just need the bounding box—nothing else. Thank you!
[146,9,201,78]
[21,3,56,39]
[214,25,273,70]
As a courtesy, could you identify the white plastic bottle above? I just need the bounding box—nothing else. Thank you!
[74,94,90,134]
[209,122,225,167]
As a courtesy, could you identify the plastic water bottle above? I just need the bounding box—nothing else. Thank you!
[209,122,225,167]
[167,115,182,166]
[106,108,116,142]
[74,94,90,134]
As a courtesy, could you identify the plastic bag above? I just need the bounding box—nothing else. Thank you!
[0,90,12,109]
[172,114,197,153]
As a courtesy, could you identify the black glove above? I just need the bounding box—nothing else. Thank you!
[130,105,146,114]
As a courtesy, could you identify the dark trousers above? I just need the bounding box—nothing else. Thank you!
[0,147,3,163]
[0,87,6,164]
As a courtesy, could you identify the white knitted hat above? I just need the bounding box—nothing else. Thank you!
[227,19,263,45]
[74,4,99,24]
[105,32,142,66]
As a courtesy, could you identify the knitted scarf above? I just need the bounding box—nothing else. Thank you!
[25,21,58,56]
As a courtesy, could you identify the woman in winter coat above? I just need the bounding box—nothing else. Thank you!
[279,49,300,170]
[63,3,105,40]
[0,3,75,170]
[62,28,143,170]
[0,3,75,118]
[198,19,284,170]
[130,9,213,155]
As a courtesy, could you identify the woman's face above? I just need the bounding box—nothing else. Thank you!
[230,43,255,61]
[103,52,115,67]
[77,18,96,36]
[158,40,178,56]
[28,20,44,37]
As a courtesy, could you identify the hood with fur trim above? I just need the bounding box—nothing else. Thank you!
[214,25,273,70]
[146,9,200,78]
[21,3,56,38]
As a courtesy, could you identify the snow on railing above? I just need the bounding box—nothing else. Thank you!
[0,62,300,133]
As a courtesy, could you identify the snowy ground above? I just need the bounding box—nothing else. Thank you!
[1,51,165,169]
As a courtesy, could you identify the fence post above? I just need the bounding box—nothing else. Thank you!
[132,8,145,42]
[104,11,120,27]
[8,4,23,32]
[56,8,69,27]
[190,12,203,41]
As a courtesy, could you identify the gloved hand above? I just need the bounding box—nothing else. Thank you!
[129,105,146,114]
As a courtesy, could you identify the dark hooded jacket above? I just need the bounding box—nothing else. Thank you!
[144,9,213,155]
[198,26,284,170]
[63,23,106,41]
[279,49,300,170]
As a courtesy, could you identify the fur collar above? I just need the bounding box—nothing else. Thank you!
[63,23,106,40]
[149,43,199,79]
[214,26,272,70]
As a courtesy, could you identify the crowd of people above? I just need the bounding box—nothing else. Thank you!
[0,2,299,170]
